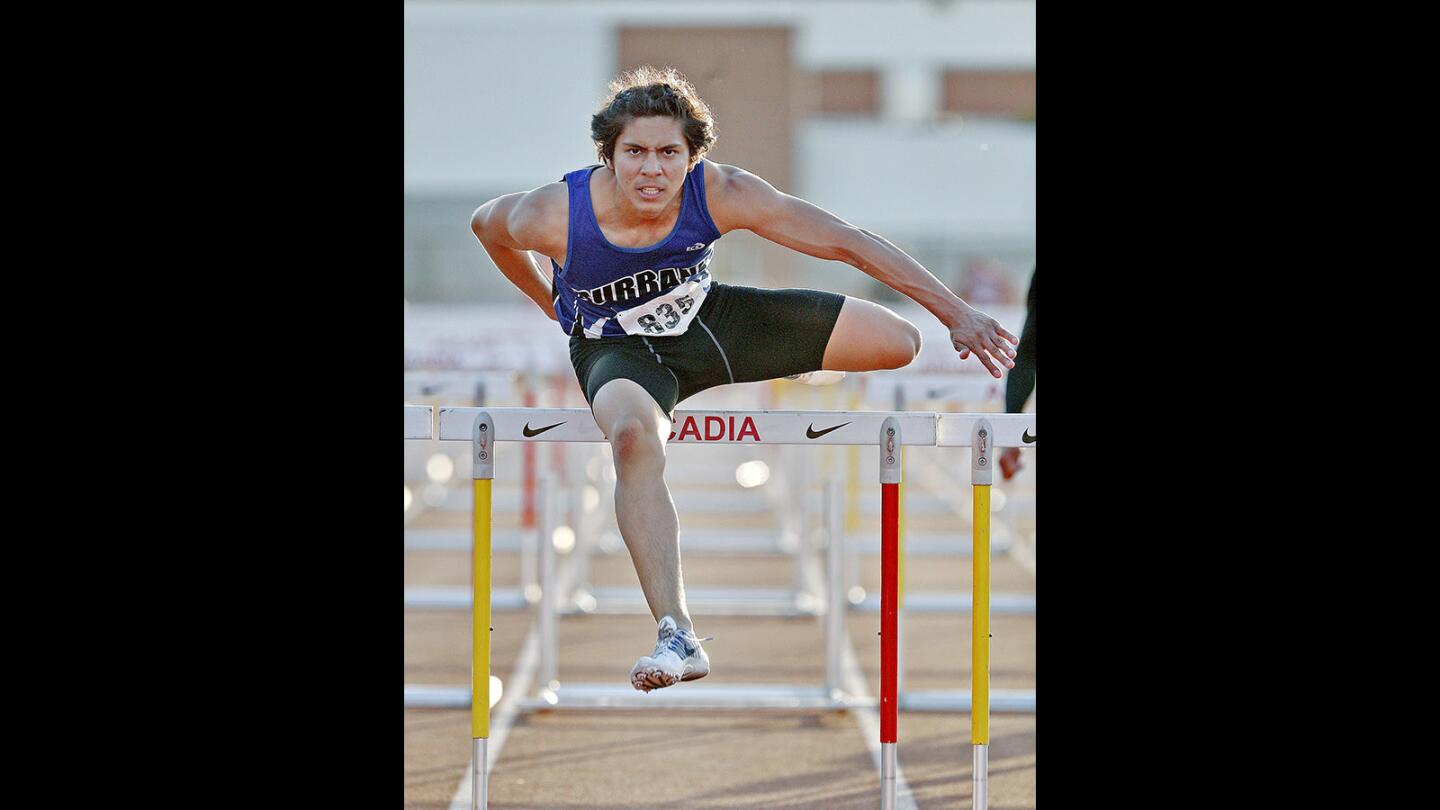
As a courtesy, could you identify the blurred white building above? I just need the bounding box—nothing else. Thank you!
[405,0,1034,318]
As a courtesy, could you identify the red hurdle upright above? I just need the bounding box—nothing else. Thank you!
[879,416,901,810]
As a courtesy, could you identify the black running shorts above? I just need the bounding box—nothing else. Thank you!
[569,282,847,418]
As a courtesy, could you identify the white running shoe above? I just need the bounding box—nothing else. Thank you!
[630,616,711,692]
[785,370,846,386]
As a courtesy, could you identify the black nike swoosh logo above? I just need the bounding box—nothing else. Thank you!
[523,421,565,437]
[806,422,851,439]
[1022,429,1036,444]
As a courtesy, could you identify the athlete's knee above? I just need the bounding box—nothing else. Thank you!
[880,319,922,369]
[902,319,922,358]
[609,416,664,470]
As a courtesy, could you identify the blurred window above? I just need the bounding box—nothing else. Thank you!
[942,70,1035,120]
[817,70,880,117]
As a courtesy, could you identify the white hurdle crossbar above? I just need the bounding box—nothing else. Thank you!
[437,407,947,444]
[404,405,434,439]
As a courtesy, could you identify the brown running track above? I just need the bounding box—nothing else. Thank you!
[405,483,1035,808]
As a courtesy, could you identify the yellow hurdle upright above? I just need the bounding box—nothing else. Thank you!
[971,419,992,810]
[471,413,494,810]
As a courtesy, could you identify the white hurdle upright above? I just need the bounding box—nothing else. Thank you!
[406,405,1035,810]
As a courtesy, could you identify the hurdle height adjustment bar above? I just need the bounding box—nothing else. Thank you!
[472,413,494,810]
[879,417,901,810]
[971,418,992,810]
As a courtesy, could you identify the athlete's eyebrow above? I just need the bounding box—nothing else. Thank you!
[621,142,683,150]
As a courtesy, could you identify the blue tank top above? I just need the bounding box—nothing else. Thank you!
[550,162,723,338]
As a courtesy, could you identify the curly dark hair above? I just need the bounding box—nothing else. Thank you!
[591,65,718,168]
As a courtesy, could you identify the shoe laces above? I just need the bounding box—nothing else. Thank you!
[653,625,713,659]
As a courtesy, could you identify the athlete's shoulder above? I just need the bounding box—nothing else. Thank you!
[517,179,568,214]
[704,159,780,198]
[701,159,778,233]
[700,158,742,192]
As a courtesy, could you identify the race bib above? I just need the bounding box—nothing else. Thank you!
[615,268,711,337]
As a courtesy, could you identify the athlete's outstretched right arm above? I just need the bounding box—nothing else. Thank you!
[470,191,559,321]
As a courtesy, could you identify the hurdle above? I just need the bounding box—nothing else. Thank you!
[409,405,1033,809]
[404,405,432,439]
[409,380,828,616]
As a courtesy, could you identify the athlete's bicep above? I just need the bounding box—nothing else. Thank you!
[471,193,529,249]
[749,194,864,263]
[721,170,862,263]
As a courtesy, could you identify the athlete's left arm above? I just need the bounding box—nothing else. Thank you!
[707,162,1018,371]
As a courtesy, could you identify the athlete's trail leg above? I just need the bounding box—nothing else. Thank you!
[590,378,693,632]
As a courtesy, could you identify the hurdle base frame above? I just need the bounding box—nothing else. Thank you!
[514,682,871,711]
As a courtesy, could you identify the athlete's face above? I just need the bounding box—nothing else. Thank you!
[612,116,691,213]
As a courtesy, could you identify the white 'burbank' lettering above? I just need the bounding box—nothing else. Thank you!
[584,260,704,307]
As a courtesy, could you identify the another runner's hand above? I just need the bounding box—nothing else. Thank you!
[999,447,1022,480]
[950,306,1019,378]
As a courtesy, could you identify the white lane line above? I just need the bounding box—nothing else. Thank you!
[802,554,918,810]
[448,628,541,810]
[447,530,591,810]
[841,643,917,810]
